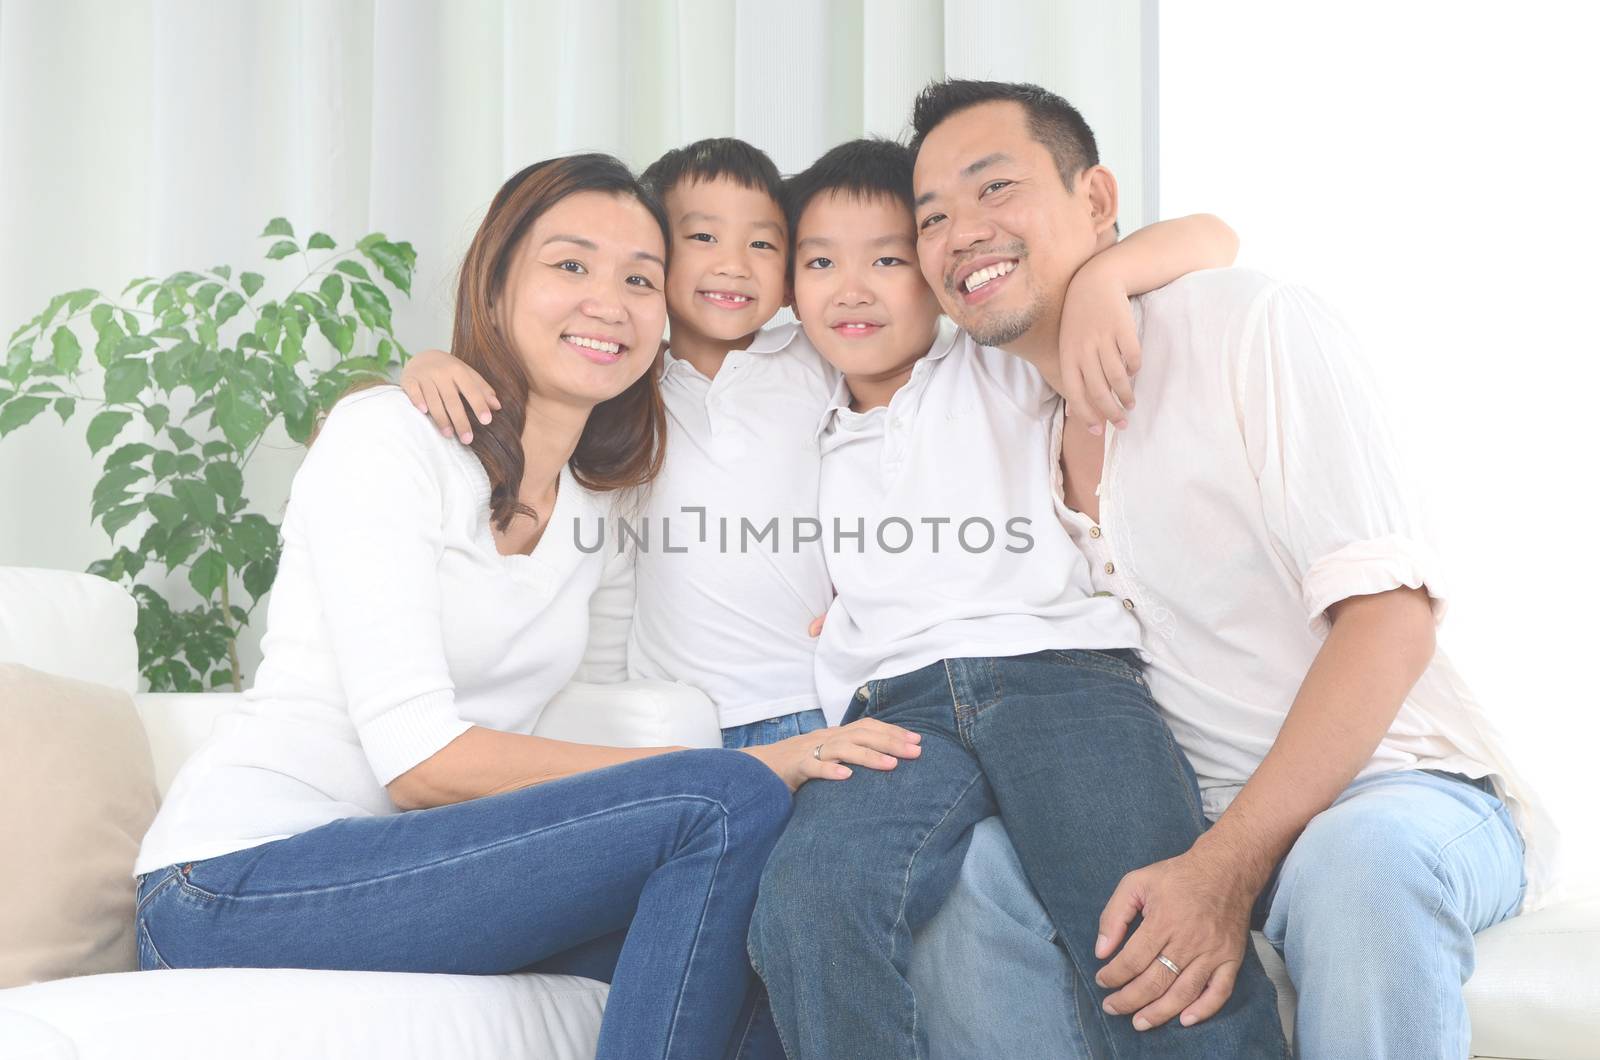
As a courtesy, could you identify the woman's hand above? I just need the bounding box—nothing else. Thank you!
[740,718,922,791]
[1057,261,1140,437]
[399,348,502,444]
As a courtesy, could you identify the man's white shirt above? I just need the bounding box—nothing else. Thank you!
[1054,268,1556,907]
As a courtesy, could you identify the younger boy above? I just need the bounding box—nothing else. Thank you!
[746,138,1289,1059]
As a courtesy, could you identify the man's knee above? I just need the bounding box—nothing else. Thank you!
[1269,800,1444,948]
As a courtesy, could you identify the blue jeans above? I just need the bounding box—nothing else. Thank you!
[718,710,824,1060]
[747,651,1288,1059]
[721,709,829,750]
[135,749,791,1060]
[917,769,1526,1060]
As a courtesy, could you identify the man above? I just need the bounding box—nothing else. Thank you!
[904,78,1554,1059]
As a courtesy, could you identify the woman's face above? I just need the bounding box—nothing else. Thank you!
[498,190,668,408]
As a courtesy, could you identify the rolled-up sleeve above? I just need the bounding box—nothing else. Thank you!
[1236,284,1449,635]
[291,393,473,784]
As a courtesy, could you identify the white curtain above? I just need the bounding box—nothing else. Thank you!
[0,0,1152,674]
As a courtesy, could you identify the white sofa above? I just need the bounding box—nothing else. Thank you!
[2,566,1597,1059]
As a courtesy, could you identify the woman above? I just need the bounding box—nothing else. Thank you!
[133,154,919,1060]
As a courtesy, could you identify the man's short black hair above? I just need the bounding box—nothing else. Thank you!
[640,137,785,214]
[781,137,915,237]
[909,79,1100,191]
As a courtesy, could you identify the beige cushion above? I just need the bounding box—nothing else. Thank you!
[0,664,158,987]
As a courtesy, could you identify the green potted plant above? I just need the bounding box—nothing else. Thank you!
[1,219,416,691]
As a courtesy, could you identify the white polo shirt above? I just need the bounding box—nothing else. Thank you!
[627,323,839,728]
[1052,267,1556,908]
[813,322,1141,721]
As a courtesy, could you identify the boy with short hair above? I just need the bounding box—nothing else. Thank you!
[747,137,1288,1059]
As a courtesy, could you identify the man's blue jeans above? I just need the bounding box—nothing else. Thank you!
[134,748,792,1060]
[747,650,1288,1059]
[914,769,1526,1060]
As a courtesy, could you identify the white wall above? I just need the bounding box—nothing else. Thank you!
[1160,0,1600,895]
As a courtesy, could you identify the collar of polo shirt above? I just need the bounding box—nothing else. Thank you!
[813,319,961,439]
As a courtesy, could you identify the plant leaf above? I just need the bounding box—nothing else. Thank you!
[243,555,278,599]
[351,282,393,331]
[53,396,76,423]
[361,239,414,294]
[91,464,146,516]
[333,259,370,281]
[240,272,265,298]
[105,442,155,469]
[0,396,49,435]
[162,521,203,567]
[318,273,345,310]
[261,217,294,238]
[86,409,133,452]
[215,291,246,326]
[146,492,184,529]
[307,232,336,250]
[188,549,227,598]
[204,462,244,509]
[172,478,219,525]
[214,386,266,450]
[93,319,126,367]
[265,240,300,260]
[51,327,82,374]
[102,360,149,404]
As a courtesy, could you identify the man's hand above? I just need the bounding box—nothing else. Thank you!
[1094,845,1258,1031]
[399,348,501,444]
[1057,260,1141,436]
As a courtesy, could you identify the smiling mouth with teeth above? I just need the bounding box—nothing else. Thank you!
[564,335,625,356]
[699,290,753,307]
[962,260,1019,294]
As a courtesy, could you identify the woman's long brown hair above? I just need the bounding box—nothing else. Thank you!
[455,153,670,532]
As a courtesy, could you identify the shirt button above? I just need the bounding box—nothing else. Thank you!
[1104,562,1116,575]
[1122,598,1135,611]
[1090,526,1103,539]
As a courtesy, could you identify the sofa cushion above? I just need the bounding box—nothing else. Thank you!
[0,568,139,694]
[0,968,607,1060]
[0,665,159,988]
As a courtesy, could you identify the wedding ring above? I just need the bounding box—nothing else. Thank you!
[812,743,824,761]
[1155,954,1182,977]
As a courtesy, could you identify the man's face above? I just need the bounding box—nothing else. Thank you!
[660,177,788,345]
[912,100,1105,349]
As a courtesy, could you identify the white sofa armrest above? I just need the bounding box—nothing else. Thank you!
[533,680,721,750]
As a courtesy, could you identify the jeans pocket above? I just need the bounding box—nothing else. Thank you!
[137,917,172,971]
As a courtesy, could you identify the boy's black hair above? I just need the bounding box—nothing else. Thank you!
[781,137,915,238]
[909,79,1100,192]
[639,137,785,215]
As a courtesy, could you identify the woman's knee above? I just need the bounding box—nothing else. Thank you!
[669,748,792,842]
